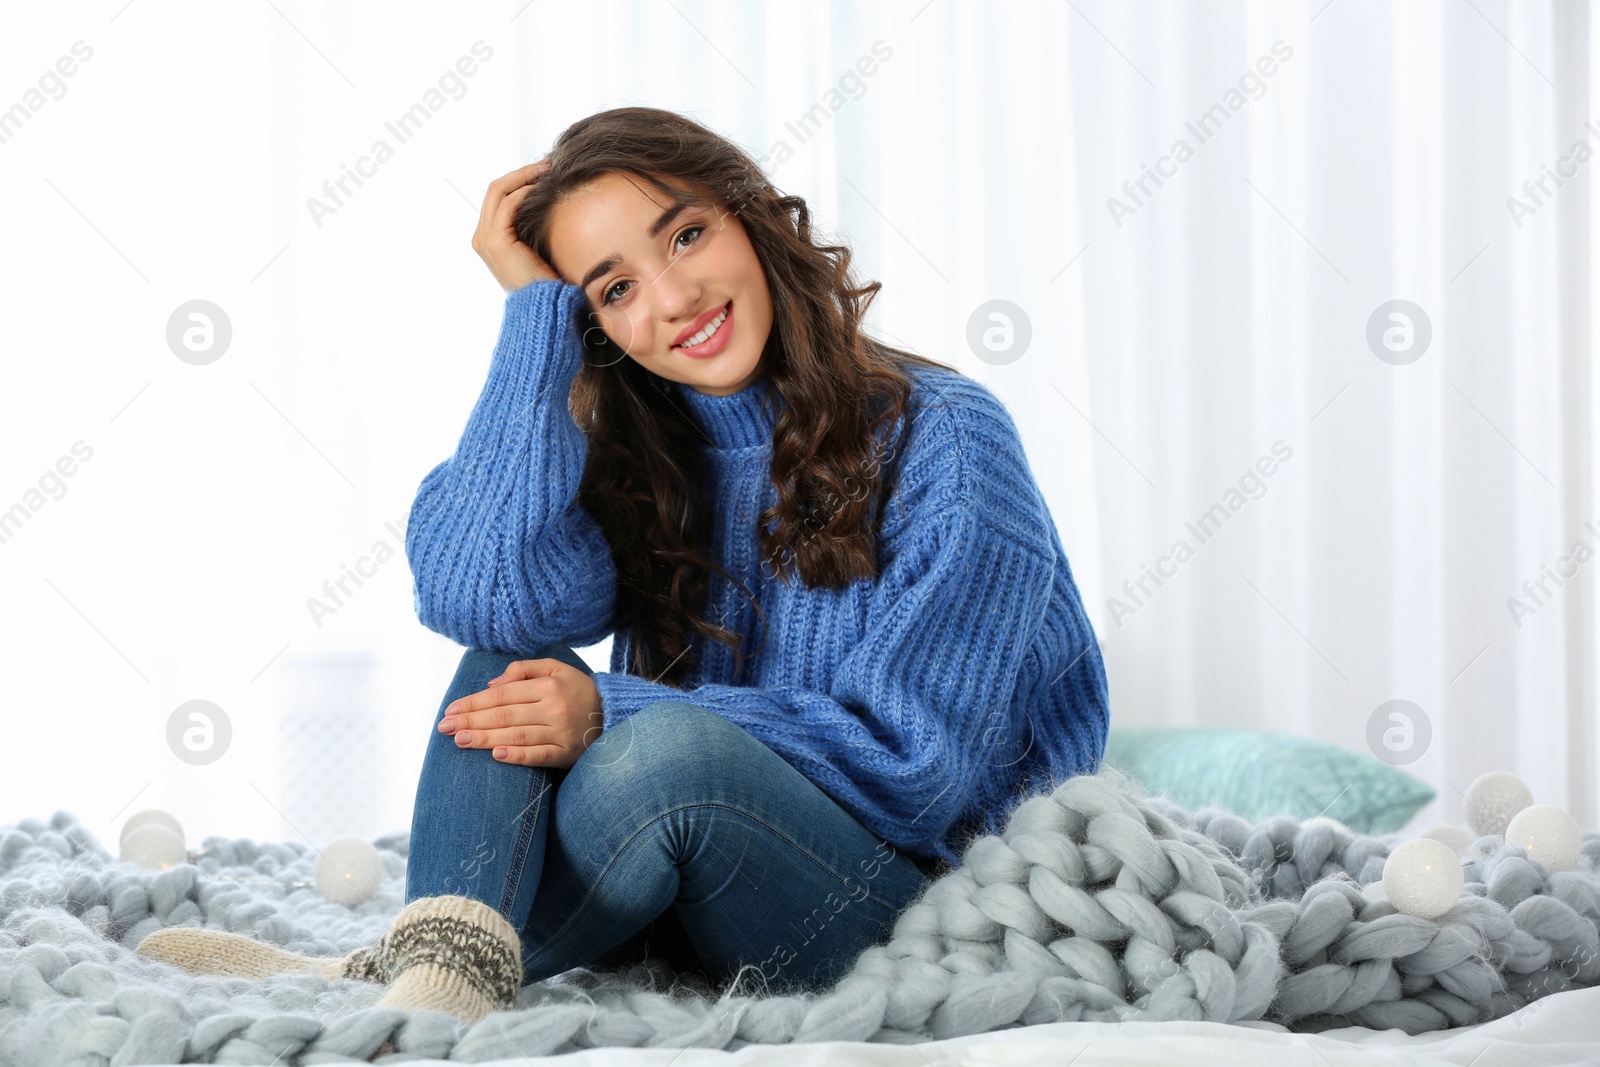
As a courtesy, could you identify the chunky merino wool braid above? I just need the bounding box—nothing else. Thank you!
[7,772,1600,1062]
[825,774,1600,1039]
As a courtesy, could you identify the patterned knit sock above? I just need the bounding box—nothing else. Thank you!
[135,926,388,983]
[374,894,524,1025]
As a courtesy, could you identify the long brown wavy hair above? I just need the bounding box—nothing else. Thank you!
[513,107,958,688]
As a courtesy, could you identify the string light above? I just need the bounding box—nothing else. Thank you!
[117,809,382,905]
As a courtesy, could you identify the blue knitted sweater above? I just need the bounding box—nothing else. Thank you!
[406,279,1110,870]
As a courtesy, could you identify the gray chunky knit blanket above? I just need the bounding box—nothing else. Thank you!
[2,769,1598,1064]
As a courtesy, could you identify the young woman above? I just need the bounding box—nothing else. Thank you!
[136,106,1110,1026]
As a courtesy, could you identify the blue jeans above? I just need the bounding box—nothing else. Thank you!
[405,644,934,994]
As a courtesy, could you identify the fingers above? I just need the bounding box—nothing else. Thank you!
[442,716,560,750]
[479,159,550,228]
[493,180,538,236]
[483,158,549,198]
[452,660,556,707]
[440,695,537,731]
[492,744,569,768]
[470,159,562,291]
[440,675,561,728]
[486,657,562,687]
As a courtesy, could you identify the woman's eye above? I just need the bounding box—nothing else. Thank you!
[675,224,705,251]
[600,226,705,306]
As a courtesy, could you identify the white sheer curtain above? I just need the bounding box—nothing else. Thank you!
[2,0,1593,853]
[1061,0,1597,830]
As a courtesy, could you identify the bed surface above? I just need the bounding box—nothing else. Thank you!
[452,988,1600,1066]
[18,991,1589,1066]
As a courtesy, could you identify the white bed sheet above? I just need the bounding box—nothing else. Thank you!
[432,985,1600,1067]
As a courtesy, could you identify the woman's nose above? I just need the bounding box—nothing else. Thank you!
[650,273,702,324]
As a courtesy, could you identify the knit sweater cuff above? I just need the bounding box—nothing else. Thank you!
[592,671,701,731]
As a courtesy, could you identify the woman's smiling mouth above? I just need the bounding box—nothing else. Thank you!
[673,300,734,358]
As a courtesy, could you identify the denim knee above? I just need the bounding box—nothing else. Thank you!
[453,642,592,685]
[569,700,750,801]
[457,647,520,673]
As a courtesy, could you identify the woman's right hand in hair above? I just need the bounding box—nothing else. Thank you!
[472,159,561,293]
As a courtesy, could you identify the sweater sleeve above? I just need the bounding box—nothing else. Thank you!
[589,425,1058,859]
[405,279,617,655]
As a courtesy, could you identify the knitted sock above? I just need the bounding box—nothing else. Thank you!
[374,894,524,1026]
[135,926,388,983]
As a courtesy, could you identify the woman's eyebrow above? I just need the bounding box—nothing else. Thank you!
[579,202,691,292]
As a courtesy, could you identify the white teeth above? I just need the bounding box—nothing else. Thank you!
[677,304,729,348]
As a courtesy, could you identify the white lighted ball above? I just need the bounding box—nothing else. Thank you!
[1504,804,1582,873]
[1463,771,1533,837]
[120,809,184,850]
[1382,838,1464,920]
[1420,826,1472,857]
[314,839,382,906]
[120,824,188,870]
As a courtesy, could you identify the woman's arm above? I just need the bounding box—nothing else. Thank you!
[405,279,617,654]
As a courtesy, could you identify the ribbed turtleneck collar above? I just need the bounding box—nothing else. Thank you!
[673,374,780,452]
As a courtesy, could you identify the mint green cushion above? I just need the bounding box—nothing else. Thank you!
[1101,727,1435,835]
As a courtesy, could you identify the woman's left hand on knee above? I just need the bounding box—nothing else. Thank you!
[438,659,604,768]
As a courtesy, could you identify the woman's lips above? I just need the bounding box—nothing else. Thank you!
[672,300,730,346]
[674,300,734,359]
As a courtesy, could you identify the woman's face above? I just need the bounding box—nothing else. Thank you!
[547,171,774,396]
